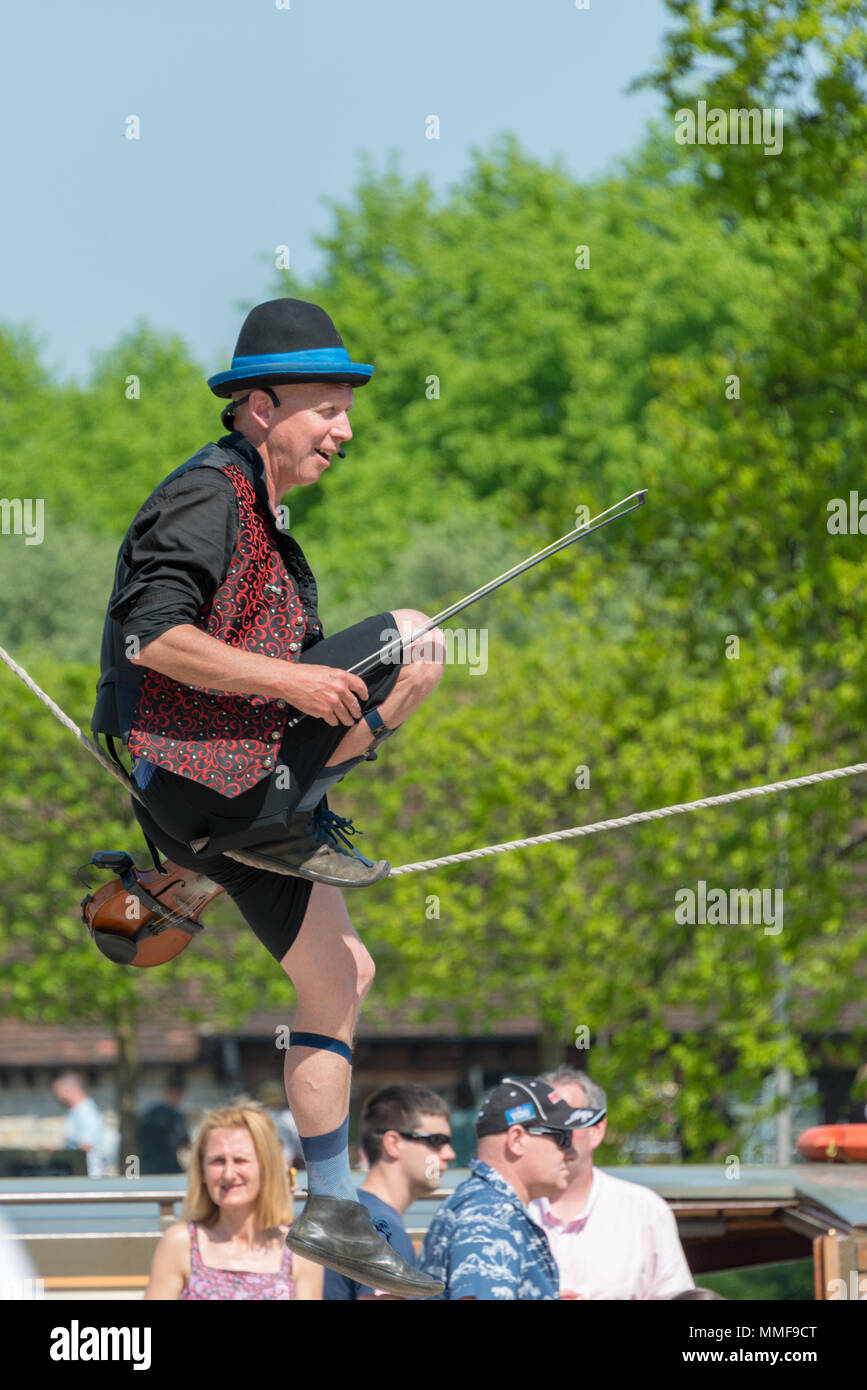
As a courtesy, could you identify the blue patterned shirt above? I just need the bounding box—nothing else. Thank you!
[419,1159,559,1300]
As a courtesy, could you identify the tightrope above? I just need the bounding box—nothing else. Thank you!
[0,644,153,808]
[3,643,866,879]
[387,761,867,875]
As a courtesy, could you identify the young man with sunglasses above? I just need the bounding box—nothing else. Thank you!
[419,1076,598,1300]
[324,1085,456,1300]
[529,1069,695,1299]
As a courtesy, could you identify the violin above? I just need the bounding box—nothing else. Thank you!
[80,851,224,967]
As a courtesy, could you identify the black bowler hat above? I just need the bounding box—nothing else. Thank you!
[208,298,373,398]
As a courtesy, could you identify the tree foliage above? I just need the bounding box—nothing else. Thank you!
[2,1,867,1156]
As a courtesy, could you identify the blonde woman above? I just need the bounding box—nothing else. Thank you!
[145,1103,322,1300]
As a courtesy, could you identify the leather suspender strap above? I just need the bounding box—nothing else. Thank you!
[102,734,166,876]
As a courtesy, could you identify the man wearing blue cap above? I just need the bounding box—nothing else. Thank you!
[419,1076,600,1300]
[91,298,446,1297]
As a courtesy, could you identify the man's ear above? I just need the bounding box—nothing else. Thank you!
[247,388,276,427]
[380,1129,402,1161]
[504,1125,526,1157]
[589,1117,607,1152]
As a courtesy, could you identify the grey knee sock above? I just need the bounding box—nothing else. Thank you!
[295,757,365,814]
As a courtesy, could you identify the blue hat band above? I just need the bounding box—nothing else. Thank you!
[209,347,373,392]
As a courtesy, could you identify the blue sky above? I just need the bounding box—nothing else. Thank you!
[1,0,669,383]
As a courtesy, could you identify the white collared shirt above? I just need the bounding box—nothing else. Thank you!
[63,1097,106,1178]
[528,1169,694,1300]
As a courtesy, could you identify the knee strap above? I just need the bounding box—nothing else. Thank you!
[288,1031,352,1064]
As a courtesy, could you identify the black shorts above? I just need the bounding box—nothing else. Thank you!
[129,612,401,963]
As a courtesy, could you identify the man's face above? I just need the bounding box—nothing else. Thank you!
[396,1112,456,1192]
[52,1081,72,1109]
[518,1125,575,1201]
[556,1082,607,1166]
[249,382,354,487]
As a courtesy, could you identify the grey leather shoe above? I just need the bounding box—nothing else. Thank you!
[235,804,390,887]
[285,1195,444,1298]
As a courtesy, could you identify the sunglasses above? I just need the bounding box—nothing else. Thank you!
[523,1126,574,1151]
[376,1130,453,1151]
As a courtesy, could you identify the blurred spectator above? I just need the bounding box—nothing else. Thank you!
[256,1080,302,1170]
[528,1068,695,1300]
[420,1076,583,1300]
[50,1071,106,1178]
[145,1102,322,1299]
[137,1080,190,1175]
[324,1084,455,1301]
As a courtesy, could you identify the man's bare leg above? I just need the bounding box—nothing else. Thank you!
[279,882,443,1294]
[280,882,372,1155]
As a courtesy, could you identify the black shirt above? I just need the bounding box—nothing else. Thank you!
[136,1103,189,1175]
[108,432,323,651]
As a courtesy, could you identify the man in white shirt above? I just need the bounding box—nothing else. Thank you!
[51,1072,107,1178]
[528,1068,694,1300]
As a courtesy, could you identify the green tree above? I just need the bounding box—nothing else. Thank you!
[3,3,867,1153]
[632,0,867,213]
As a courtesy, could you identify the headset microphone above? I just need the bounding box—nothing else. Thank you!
[336,448,346,459]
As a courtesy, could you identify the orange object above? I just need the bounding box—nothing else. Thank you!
[796,1124,867,1163]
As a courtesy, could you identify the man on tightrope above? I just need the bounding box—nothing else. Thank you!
[91,299,446,1297]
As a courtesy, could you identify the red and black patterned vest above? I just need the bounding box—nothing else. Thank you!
[126,464,307,797]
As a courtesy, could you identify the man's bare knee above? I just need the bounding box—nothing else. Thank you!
[280,885,376,1011]
[287,943,374,1005]
[391,608,446,675]
[356,946,375,1000]
[399,651,444,702]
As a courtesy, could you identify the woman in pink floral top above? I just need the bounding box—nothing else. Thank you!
[145,1103,322,1300]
